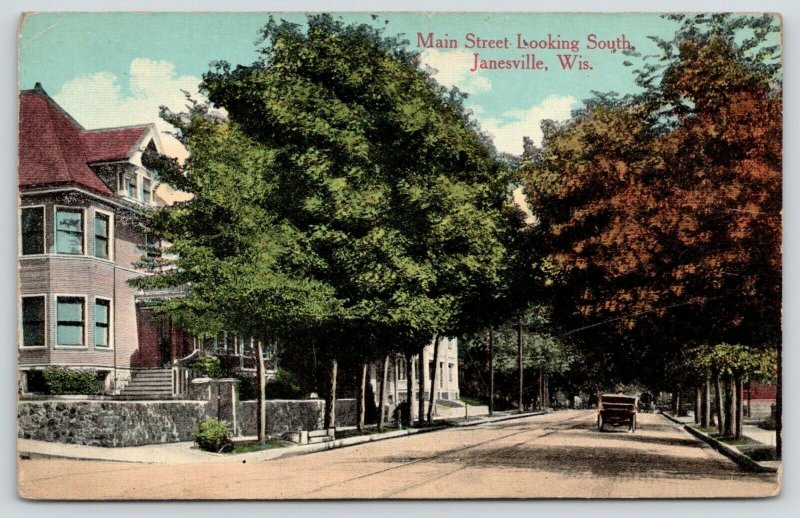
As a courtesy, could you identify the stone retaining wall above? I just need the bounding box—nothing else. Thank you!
[17,400,209,447]
[238,400,325,437]
[19,390,368,446]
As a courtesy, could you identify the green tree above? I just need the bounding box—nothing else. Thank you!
[145,14,518,431]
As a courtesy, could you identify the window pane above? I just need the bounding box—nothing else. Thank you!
[22,297,44,321]
[57,325,83,346]
[94,214,109,259]
[95,215,108,237]
[127,176,137,198]
[21,208,44,255]
[56,210,82,232]
[94,327,107,347]
[22,297,45,347]
[57,299,83,322]
[95,301,108,324]
[56,210,83,254]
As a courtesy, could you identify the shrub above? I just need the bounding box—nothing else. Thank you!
[191,355,222,379]
[42,368,101,395]
[237,375,258,400]
[265,369,303,400]
[193,418,231,452]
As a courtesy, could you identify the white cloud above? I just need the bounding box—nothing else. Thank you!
[53,58,206,162]
[419,48,492,94]
[477,94,577,156]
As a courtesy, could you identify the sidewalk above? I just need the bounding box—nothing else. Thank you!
[660,412,779,472]
[18,410,547,464]
[672,413,777,445]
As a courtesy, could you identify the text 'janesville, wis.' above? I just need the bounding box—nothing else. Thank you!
[417,32,635,72]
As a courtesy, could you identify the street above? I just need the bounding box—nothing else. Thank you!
[18,411,780,499]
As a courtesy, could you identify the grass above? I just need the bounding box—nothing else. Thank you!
[460,397,486,407]
[229,440,284,454]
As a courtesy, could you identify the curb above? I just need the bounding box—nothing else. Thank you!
[659,412,778,473]
[254,425,446,461]
[446,410,549,427]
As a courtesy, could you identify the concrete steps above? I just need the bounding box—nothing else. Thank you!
[282,428,335,445]
[120,369,173,397]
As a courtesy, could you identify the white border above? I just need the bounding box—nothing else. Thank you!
[5,2,798,516]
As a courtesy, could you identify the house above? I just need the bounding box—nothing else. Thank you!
[17,84,198,395]
[370,337,460,417]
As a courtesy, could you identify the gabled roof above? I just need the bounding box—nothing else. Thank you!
[19,84,155,197]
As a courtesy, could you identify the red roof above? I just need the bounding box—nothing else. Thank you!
[19,85,152,196]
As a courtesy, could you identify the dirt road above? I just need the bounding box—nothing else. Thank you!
[18,410,780,499]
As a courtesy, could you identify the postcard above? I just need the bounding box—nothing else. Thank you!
[16,12,782,499]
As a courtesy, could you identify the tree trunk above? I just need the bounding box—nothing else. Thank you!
[256,340,267,444]
[324,358,338,430]
[488,328,494,417]
[694,386,702,425]
[517,320,523,412]
[723,373,734,437]
[735,375,744,439]
[357,363,367,432]
[427,336,441,423]
[544,374,549,408]
[378,355,389,431]
[417,350,426,424]
[405,353,415,427]
[701,379,711,428]
[538,370,544,410]
[714,372,724,435]
[674,386,681,416]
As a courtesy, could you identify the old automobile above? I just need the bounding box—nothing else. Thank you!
[597,394,638,432]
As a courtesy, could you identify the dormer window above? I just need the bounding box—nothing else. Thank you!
[141,177,152,205]
[125,174,137,200]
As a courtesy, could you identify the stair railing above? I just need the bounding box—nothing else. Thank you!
[172,349,202,397]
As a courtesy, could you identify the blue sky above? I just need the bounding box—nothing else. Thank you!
[19,12,686,157]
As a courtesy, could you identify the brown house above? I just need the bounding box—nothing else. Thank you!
[17,84,196,394]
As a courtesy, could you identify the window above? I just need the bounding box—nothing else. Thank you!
[141,177,152,204]
[126,175,138,200]
[94,213,110,259]
[439,362,444,387]
[21,296,45,347]
[397,358,406,380]
[21,207,44,255]
[56,296,85,346]
[55,209,83,254]
[94,299,111,347]
[448,363,454,382]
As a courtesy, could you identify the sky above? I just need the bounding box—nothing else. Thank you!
[17,12,687,158]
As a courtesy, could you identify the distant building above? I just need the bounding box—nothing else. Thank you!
[370,337,460,416]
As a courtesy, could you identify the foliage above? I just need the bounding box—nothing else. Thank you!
[265,369,304,400]
[523,13,781,387]
[193,418,232,452]
[692,343,777,380]
[191,355,222,379]
[42,368,101,395]
[140,14,521,396]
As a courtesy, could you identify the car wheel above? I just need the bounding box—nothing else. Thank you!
[597,414,604,432]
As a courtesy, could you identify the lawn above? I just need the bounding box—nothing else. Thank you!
[229,440,284,454]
